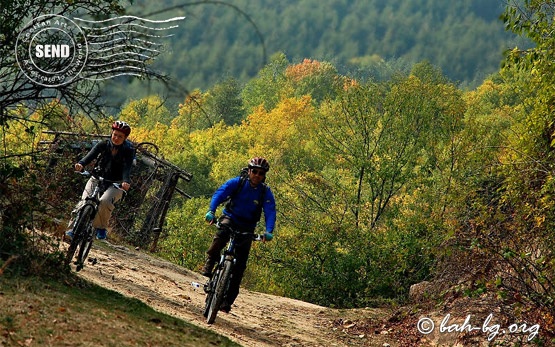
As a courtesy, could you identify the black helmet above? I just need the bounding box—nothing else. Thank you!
[248,157,270,172]
[112,120,131,136]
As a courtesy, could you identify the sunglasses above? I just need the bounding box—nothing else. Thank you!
[251,169,266,176]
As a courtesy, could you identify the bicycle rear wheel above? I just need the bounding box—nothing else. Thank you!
[65,204,94,268]
[206,259,233,324]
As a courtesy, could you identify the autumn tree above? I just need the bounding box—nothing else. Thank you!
[315,70,464,229]
[285,58,343,103]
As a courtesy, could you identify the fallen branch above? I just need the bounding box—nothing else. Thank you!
[0,255,19,276]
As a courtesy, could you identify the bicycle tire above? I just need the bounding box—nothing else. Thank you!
[65,204,94,268]
[204,268,221,321]
[75,226,94,272]
[206,259,233,324]
[203,273,218,318]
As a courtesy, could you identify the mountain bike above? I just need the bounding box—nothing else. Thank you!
[202,222,262,324]
[64,171,125,272]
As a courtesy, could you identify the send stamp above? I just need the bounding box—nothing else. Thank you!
[16,14,185,87]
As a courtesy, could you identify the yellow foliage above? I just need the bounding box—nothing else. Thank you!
[244,95,314,143]
[1,100,79,157]
[119,95,172,130]
[131,123,168,149]
[119,100,142,126]
[175,90,207,133]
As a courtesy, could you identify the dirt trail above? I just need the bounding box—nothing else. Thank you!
[76,241,394,347]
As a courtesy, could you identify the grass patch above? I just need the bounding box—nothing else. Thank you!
[0,275,240,347]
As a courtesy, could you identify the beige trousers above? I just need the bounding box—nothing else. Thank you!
[80,177,124,229]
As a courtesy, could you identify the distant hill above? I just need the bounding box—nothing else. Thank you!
[100,0,530,108]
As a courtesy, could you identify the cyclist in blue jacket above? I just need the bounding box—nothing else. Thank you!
[202,157,276,313]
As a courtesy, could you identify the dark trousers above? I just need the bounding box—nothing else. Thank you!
[206,216,254,305]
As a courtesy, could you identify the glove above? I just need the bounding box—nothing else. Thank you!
[205,210,216,224]
[264,231,273,241]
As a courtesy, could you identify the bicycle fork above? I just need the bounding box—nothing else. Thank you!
[204,256,235,292]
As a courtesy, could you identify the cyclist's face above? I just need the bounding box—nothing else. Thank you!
[111,130,127,145]
[249,168,266,186]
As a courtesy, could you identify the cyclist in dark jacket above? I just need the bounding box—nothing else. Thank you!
[67,121,134,240]
[202,157,276,313]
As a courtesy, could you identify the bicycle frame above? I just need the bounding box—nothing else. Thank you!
[65,171,124,271]
[203,222,262,324]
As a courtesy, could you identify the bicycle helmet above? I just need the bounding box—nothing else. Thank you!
[112,120,131,136]
[248,157,270,172]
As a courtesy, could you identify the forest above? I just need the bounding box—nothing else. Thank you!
[2,0,555,344]
[100,0,530,108]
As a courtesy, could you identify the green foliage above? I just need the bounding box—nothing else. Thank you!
[157,198,212,269]
[410,61,450,85]
[101,0,528,107]
[241,52,290,113]
[265,170,366,306]
[205,78,246,126]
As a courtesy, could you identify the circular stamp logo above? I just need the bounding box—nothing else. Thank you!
[15,14,88,87]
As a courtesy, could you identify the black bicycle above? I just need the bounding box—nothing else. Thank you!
[203,222,262,324]
[64,171,125,272]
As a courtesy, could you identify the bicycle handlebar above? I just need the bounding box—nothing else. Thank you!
[215,219,264,241]
[76,170,126,192]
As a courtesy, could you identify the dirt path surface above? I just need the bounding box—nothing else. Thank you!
[76,241,395,347]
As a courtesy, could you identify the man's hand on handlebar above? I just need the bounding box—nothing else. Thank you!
[205,210,216,225]
[74,165,130,191]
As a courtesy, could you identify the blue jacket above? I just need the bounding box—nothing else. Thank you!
[209,177,276,232]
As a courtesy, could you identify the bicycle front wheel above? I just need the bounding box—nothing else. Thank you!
[75,226,94,272]
[206,259,233,324]
[65,204,94,268]
[203,274,218,318]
